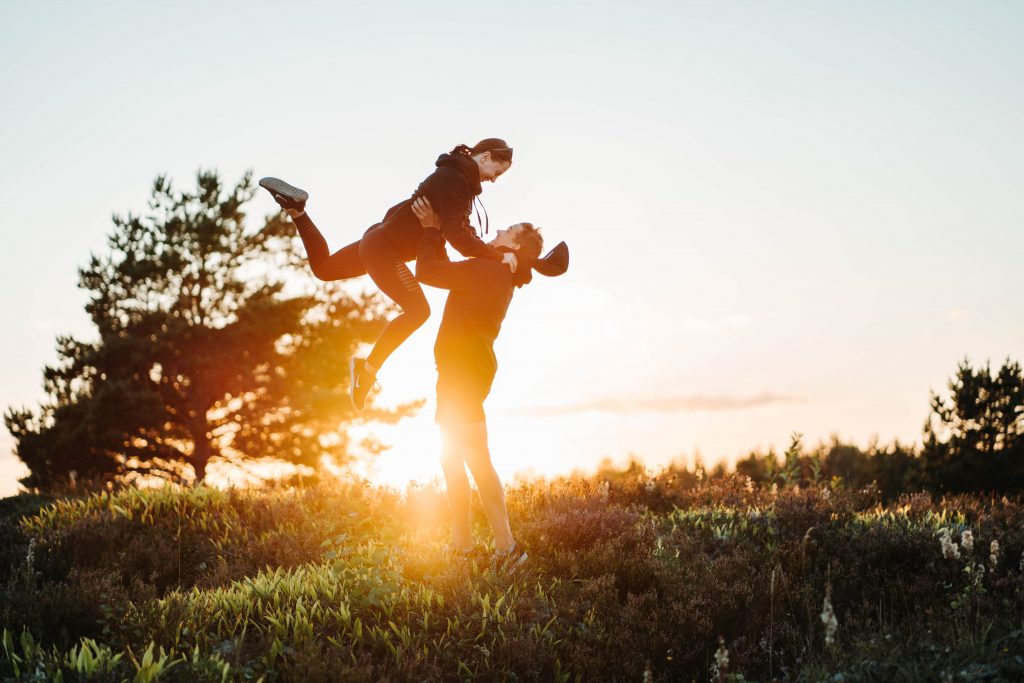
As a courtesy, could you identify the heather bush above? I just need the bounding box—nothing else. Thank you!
[1,470,1022,681]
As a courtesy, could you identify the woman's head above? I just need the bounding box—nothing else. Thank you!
[451,138,513,183]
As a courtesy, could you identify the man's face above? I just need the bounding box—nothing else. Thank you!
[489,223,527,250]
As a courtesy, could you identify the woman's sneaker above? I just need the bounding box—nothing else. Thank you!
[259,177,308,212]
[493,542,528,577]
[349,357,377,411]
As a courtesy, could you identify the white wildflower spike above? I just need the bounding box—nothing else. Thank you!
[821,584,838,646]
[937,528,961,560]
[745,476,754,493]
[960,529,974,554]
[770,482,778,496]
[973,562,985,590]
[989,540,1000,570]
[714,635,729,672]
[643,659,653,683]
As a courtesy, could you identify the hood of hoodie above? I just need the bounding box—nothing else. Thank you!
[435,153,482,197]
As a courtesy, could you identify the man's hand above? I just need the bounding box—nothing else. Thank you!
[411,196,439,228]
[502,252,518,273]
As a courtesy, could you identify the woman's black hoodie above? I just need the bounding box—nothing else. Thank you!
[374,152,502,263]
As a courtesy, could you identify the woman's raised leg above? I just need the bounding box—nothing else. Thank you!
[291,213,368,281]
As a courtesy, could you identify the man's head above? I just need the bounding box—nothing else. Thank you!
[490,223,544,262]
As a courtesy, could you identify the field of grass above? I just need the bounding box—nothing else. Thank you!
[1,468,1023,682]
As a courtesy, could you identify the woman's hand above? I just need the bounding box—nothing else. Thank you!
[411,196,439,228]
[502,252,518,273]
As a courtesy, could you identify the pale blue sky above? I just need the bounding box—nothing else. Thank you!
[2,1,1023,493]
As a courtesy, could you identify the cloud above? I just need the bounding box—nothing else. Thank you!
[511,392,799,417]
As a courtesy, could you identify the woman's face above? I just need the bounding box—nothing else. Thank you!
[475,152,512,183]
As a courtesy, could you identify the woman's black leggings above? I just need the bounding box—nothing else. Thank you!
[293,213,429,372]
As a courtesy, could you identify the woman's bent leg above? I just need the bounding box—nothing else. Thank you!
[292,212,367,281]
[360,234,430,372]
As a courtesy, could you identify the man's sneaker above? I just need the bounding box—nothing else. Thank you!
[258,177,308,212]
[493,542,528,577]
[349,357,376,411]
[443,543,479,564]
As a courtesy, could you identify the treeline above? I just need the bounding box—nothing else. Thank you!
[595,357,1024,504]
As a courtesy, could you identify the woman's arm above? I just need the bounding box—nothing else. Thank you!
[421,169,504,261]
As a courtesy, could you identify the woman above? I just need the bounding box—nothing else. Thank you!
[259,138,517,410]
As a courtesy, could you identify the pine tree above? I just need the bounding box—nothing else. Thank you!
[5,170,414,489]
[922,357,1024,493]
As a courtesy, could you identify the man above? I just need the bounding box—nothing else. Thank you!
[410,196,568,575]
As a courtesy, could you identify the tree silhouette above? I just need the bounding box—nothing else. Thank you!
[5,170,415,489]
[922,357,1024,493]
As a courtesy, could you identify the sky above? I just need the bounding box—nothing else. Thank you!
[2,1,1022,495]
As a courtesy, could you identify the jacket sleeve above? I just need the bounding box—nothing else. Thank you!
[421,169,503,261]
[416,228,505,291]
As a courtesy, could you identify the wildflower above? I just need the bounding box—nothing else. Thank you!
[989,540,1000,569]
[745,476,754,493]
[972,562,985,591]
[645,478,656,494]
[643,660,653,683]
[713,635,729,674]
[937,528,960,560]
[770,482,778,496]
[960,529,974,554]
[821,584,838,646]
[598,480,610,502]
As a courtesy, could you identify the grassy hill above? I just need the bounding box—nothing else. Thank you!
[1,471,1022,682]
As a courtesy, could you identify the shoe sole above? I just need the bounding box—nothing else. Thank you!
[496,550,528,576]
[258,177,309,204]
[349,357,361,410]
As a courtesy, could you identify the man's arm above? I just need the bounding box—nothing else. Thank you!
[413,197,508,291]
[416,226,504,291]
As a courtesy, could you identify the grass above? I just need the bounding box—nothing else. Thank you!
[1,469,1023,681]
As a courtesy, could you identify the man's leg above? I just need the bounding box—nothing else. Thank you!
[439,424,474,552]
[451,421,515,553]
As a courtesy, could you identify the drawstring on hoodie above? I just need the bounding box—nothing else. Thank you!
[473,196,489,235]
